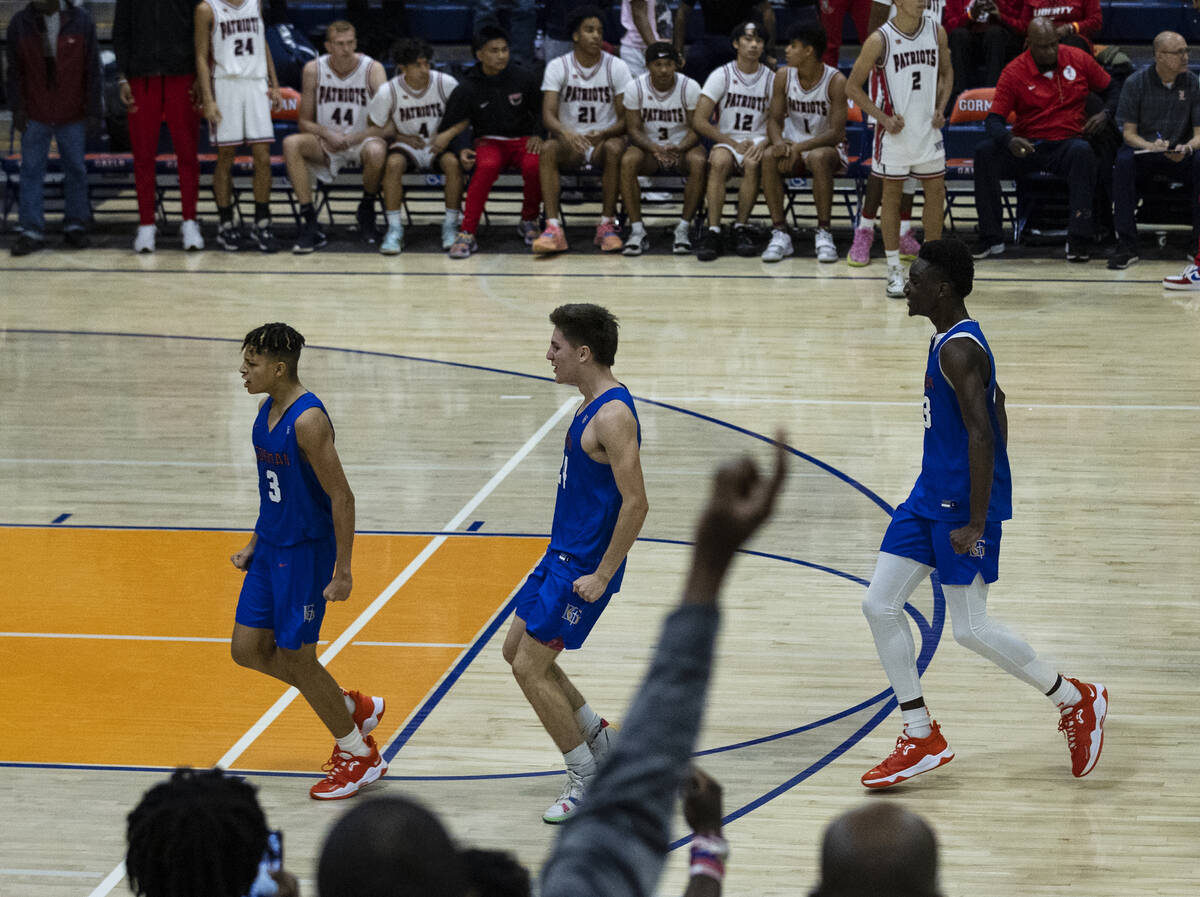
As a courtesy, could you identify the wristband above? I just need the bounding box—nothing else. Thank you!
[689,834,730,881]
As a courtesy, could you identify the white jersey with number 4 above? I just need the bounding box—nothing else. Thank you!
[367,69,458,141]
[316,54,375,137]
[623,72,701,147]
[207,0,266,80]
[701,61,773,139]
[542,52,632,133]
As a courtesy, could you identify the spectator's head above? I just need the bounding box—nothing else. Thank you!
[569,6,606,55]
[1027,18,1060,71]
[394,37,434,84]
[241,322,306,385]
[473,23,511,75]
[126,767,269,897]
[324,20,357,63]
[785,22,827,68]
[644,42,682,87]
[730,21,765,63]
[906,238,975,317]
[461,848,533,897]
[318,796,470,897]
[549,303,620,370]
[811,803,941,897]
[1154,31,1190,81]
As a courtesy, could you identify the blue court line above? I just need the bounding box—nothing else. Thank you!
[0,265,1173,285]
[50,513,71,524]
[466,520,485,532]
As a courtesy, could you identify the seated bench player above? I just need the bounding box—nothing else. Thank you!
[618,42,706,256]
[367,38,465,255]
[284,20,387,253]
[690,20,775,261]
[532,5,633,255]
[760,23,849,263]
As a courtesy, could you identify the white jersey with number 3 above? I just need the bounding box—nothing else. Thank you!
[315,54,374,137]
[701,61,773,139]
[207,0,266,80]
[623,72,701,147]
[542,51,632,133]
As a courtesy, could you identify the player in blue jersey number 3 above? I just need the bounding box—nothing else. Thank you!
[231,323,387,800]
[502,304,649,824]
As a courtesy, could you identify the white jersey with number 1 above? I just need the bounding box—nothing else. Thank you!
[207,0,266,80]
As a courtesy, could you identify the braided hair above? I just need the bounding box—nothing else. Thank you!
[126,767,268,897]
[242,323,306,376]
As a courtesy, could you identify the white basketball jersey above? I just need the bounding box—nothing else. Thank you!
[782,64,840,142]
[542,51,632,132]
[623,72,701,146]
[368,70,458,140]
[315,55,374,137]
[701,61,773,138]
[872,16,942,168]
[207,0,266,80]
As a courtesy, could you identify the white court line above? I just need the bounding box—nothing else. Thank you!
[0,869,99,879]
[0,457,500,472]
[645,396,1200,411]
[0,632,471,648]
[85,396,576,897]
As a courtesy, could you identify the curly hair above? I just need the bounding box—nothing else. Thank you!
[917,238,975,300]
[242,322,306,374]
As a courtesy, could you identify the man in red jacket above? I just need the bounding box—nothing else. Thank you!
[971,18,1115,262]
[6,0,102,256]
[1019,0,1102,52]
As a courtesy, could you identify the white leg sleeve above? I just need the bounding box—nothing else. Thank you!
[862,552,933,704]
[942,575,1058,693]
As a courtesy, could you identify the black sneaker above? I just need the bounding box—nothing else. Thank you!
[11,234,45,256]
[972,240,1004,259]
[696,228,722,262]
[63,229,90,249]
[216,225,241,251]
[356,200,378,244]
[254,223,279,253]
[734,225,758,257]
[1065,239,1090,263]
[1106,249,1138,270]
[292,219,327,254]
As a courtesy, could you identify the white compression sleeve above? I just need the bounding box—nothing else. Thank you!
[862,552,933,704]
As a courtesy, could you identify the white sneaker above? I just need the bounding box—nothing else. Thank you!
[1163,263,1200,291]
[672,220,692,254]
[761,229,794,263]
[133,224,156,254]
[543,768,591,824]
[588,719,617,768]
[181,219,204,251]
[814,228,837,263]
[886,265,906,298]
[622,229,647,256]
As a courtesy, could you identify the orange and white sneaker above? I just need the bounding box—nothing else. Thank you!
[1058,678,1107,777]
[861,720,954,789]
[310,734,387,800]
[342,688,385,737]
[594,220,623,252]
[532,222,569,254]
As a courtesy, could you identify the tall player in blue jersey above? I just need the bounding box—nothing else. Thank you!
[859,240,1107,789]
[502,304,649,824]
[231,323,387,800]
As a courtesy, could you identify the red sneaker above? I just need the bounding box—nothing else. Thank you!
[1058,679,1108,777]
[342,688,385,737]
[309,735,387,800]
[861,720,954,789]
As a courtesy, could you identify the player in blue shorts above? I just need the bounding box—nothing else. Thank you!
[501,304,649,823]
[231,322,387,800]
[859,240,1108,789]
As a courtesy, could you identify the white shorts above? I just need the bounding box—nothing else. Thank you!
[308,142,368,183]
[211,77,273,146]
[791,142,850,175]
[873,121,945,179]
[714,136,767,171]
[389,141,439,172]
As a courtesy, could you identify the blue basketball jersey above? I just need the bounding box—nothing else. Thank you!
[252,392,335,546]
[548,385,641,580]
[905,320,1012,523]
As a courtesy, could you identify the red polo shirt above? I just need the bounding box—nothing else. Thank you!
[991,44,1110,140]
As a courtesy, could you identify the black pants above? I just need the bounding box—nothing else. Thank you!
[973,136,1097,243]
[1112,144,1200,251]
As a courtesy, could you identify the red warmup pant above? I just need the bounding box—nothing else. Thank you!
[462,137,541,234]
[128,75,200,225]
[818,0,873,67]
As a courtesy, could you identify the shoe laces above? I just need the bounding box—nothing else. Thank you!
[1058,705,1084,752]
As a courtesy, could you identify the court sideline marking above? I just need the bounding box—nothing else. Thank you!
[84,396,578,897]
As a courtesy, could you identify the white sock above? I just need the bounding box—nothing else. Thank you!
[900,219,913,235]
[678,218,689,228]
[901,706,932,739]
[563,742,596,778]
[885,249,901,268]
[858,215,875,231]
[547,217,561,229]
[630,221,646,237]
[574,703,603,742]
[335,727,372,758]
[386,210,402,228]
[1049,676,1082,709]
[445,207,461,221]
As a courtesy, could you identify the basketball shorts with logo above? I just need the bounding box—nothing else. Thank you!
[514,549,619,650]
[211,77,274,146]
[716,135,767,171]
[310,141,370,183]
[873,121,945,179]
[236,534,336,649]
[879,501,1002,585]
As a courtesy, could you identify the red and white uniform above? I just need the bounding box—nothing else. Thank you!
[310,53,377,179]
[543,51,632,162]
[783,64,850,170]
[623,71,701,148]
[701,61,773,166]
[206,0,272,145]
[870,15,945,178]
[368,69,458,170]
